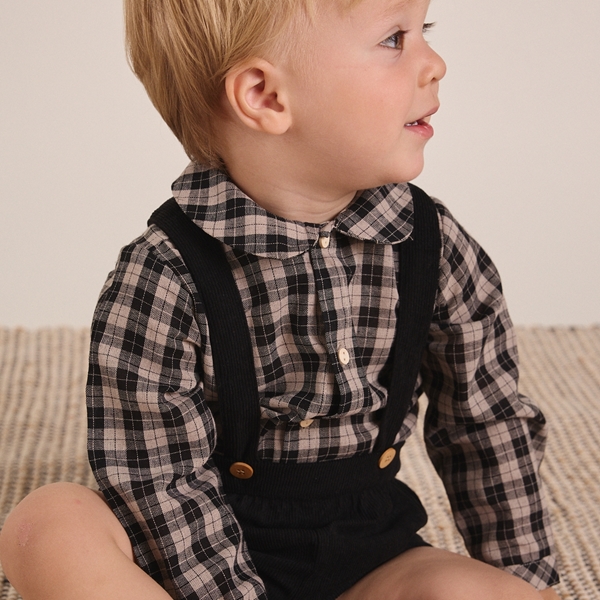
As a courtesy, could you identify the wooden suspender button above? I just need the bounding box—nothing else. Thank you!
[230,462,254,479]
[378,448,396,469]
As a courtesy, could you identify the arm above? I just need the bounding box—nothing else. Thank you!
[419,201,560,591]
[87,231,266,600]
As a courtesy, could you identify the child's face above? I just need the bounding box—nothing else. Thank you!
[283,0,446,192]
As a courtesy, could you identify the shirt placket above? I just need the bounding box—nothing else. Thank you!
[309,227,367,416]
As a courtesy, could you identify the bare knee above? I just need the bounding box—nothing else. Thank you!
[421,568,543,600]
[339,548,544,600]
[404,549,543,600]
[0,482,133,585]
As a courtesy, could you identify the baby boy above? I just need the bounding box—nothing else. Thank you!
[0,1,560,599]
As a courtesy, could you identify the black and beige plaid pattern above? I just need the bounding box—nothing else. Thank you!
[87,163,559,599]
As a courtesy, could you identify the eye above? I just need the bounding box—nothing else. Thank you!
[380,23,435,50]
[380,30,407,50]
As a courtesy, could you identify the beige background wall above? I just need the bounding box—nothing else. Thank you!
[1,1,599,327]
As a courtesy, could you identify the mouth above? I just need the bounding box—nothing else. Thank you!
[404,106,439,128]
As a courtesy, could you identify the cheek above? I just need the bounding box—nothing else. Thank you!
[288,66,410,148]
[351,75,412,123]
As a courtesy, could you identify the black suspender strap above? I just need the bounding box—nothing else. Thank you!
[148,199,260,465]
[375,183,441,452]
[148,183,440,467]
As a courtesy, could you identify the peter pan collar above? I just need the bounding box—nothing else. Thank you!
[171,162,414,260]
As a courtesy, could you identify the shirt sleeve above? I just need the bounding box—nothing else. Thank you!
[419,201,560,590]
[86,231,267,600]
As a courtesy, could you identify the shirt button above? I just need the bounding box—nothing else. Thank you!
[378,448,397,469]
[300,419,314,428]
[319,235,330,249]
[337,347,350,365]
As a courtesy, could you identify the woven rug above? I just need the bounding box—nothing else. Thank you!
[1,327,599,599]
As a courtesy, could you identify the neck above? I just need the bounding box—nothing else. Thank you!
[220,125,358,223]
[226,165,357,223]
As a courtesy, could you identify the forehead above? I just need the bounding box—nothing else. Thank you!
[309,0,423,32]
[332,0,410,11]
[324,0,422,26]
[380,0,413,15]
[304,0,413,18]
[344,0,415,14]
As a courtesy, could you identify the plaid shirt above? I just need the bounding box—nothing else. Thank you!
[87,162,559,599]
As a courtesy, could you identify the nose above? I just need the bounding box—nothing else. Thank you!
[419,44,446,86]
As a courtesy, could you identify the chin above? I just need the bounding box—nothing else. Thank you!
[381,162,425,186]
[334,153,425,191]
[374,150,425,185]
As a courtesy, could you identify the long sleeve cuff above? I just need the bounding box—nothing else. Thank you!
[504,555,560,590]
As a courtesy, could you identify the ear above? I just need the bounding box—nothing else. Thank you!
[224,59,292,135]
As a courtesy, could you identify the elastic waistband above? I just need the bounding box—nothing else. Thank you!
[213,447,402,500]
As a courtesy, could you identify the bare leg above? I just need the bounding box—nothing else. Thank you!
[540,588,562,600]
[0,482,171,600]
[337,546,557,600]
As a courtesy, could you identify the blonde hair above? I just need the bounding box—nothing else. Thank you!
[124,0,361,167]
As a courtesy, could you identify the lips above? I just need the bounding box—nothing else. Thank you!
[404,106,439,127]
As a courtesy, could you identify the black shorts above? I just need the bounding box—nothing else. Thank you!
[221,453,429,600]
